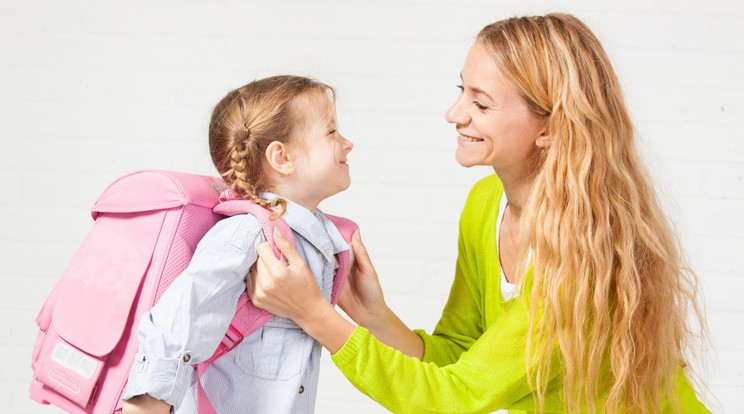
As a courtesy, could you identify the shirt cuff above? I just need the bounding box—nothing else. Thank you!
[122,351,193,410]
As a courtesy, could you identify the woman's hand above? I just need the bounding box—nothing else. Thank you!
[339,230,424,359]
[248,228,327,322]
[122,394,171,414]
[337,230,389,330]
[249,227,355,353]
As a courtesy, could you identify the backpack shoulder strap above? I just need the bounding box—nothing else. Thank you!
[198,194,294,359]
[212,190,296,257]
[324,214,358,305]
[195,192,298,414]
[204,204,358,359]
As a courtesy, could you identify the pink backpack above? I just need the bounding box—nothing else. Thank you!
[29,169,357,413]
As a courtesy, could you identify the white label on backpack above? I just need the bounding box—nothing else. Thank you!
[51,342,99,379]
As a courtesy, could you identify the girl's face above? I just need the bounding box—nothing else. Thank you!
[445,41,545,172]
[290,93,353,207]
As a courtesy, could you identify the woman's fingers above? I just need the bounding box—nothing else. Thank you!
[272,227,309,272]
[250,230,318,316]
[351,230,373,271]
[255,241,284,274]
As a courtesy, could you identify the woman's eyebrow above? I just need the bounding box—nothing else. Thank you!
[460,72,496,103]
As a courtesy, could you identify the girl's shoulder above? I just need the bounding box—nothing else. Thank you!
[197,213,265,254]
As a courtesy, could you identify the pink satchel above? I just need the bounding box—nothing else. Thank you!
[29,170,356,413]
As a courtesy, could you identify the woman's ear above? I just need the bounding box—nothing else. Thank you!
[535,129,552,148]
[265,141,295,175]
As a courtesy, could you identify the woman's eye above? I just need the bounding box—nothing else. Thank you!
[473,100,490,111]
[456,84,464,93]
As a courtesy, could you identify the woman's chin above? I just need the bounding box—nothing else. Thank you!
[455,153,479,168]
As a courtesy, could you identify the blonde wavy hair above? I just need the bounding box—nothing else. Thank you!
[478,14,705,413]
[209,75,335,218]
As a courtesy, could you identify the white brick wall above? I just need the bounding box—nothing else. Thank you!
[2,1,742,412]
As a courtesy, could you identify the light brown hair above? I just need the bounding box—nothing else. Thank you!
[478,13,705,413]
[209,75,335,217]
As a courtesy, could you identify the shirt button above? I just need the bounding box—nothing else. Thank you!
[182,353,192,363]
[298,385,305,394]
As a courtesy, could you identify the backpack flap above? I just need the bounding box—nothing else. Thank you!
[54,210,164,356]
[92,170,226,218]
[32,210,164,408]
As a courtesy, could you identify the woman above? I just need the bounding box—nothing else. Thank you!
[249,13,711,413]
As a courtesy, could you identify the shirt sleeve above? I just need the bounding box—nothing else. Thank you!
[122,214,264,409]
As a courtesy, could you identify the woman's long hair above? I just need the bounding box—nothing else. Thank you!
[478,14,705,413]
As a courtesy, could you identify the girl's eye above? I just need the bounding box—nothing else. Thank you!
[473,100,490,111]
[456,84,464,93]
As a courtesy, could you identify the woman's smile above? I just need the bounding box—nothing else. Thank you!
[457,131,484,143]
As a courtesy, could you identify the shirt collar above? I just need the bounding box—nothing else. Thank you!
[260,192,349,262]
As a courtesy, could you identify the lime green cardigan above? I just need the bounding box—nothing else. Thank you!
[331,174,711,413]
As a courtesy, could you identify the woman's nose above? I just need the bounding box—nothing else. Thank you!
[445,97,470,125]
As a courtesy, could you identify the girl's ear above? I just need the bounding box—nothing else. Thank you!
[265,141,295,175]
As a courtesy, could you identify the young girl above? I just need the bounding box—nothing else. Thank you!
[122,75,354,413]
[248,14,711,413]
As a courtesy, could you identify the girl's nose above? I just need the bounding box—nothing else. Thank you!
[340,134,353,152]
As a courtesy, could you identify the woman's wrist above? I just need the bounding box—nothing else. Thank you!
[362,302,394,335]
[364,305,424,359]
[295,300,355,353]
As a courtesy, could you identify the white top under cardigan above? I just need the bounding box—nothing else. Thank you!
[496,193,532,301]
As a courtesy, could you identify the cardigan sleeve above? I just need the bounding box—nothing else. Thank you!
[413,227,484,366]
[330,175,553,414]
[411,176,497,367]
[331,299,562,414]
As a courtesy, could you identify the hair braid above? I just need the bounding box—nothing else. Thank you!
[223,133,287,219]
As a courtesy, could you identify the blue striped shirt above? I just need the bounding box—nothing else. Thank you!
[123,195,350,413]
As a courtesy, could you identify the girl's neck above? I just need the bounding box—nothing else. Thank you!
[269,183,321,214]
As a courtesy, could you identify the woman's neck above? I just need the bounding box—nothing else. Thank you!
[495,168,533,218]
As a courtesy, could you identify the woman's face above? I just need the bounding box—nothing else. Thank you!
[445,41,546,171]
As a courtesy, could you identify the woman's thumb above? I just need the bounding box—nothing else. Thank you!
[273,227,301,265]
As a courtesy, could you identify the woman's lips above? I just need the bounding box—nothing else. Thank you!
[458,133,484,143]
